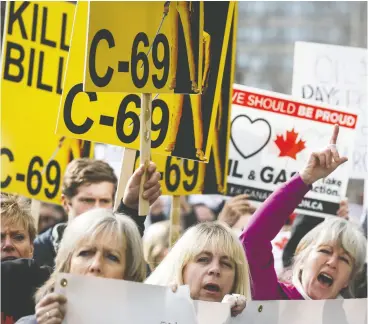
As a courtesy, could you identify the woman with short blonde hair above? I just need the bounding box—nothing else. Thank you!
[143,220,170,272]
[18,209,146,324]
[146,221,252,316]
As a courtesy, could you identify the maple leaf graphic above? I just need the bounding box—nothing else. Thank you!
[274,128,306,160]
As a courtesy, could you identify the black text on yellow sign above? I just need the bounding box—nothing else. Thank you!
[141,1,239,195]
[2,1,72,94]
[1,1,93,204]
[1,148,61,199]
[134,153,206,195]
[62,87,169,149]
[57,1,215,162]
[84,1,204,94]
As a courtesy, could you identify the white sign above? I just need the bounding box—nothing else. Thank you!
[230,299,367,324]
[227,84,358,218]
[55,273,198,324]
[292,41,367,180]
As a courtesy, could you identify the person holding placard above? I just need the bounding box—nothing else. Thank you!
[241,125,367,300]
[16,209,146,324]
[145,222,251,317]
[33,158,161,268]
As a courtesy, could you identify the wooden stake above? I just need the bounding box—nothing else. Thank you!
[138,93,152,216]
[169,195,181,247]
[113,148,136,210]
[31,199,41,232]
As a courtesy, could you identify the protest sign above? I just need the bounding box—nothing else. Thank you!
[1,1,92,204]
[56,1,236,164]
[55,273,197,324]
[292,41,367,180]
[84,1,203,95]
[227,84,358,217]
[230,299,367,324]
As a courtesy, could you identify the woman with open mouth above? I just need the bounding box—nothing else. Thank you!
[145,221,251,317]
[241,125,367,300]
[16,209,146,324]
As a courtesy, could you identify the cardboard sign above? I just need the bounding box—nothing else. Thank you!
[84,1,203,94]
[55,273,366,324]
[56,1,235,163]
[55,273,198,324]
[1,1,92,204]
[230,299,367,324]
[94,2,238,195]
[227,84,358,218]
[292,41,367,180]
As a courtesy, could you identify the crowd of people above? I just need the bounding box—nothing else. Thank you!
[1,125,367,323]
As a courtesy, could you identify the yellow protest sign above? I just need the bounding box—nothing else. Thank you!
[135,2,238,195]
[1,1,92,204]
[56,1,234,163]
[84,1,204,94]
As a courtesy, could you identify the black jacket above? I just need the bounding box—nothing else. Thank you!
[1,259,52,323]
[33,201,146,268]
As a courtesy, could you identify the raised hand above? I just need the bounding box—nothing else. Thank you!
[300,125,348,185]
[123,162,162,210]
[218,194,256,227]
[336,198,349,220]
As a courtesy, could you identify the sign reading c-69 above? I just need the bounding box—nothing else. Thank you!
[57,1,219,162]
[84,1,204,94]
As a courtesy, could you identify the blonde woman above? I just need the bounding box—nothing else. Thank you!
[145,222,252,317]
[241,125,367,300]
[143,220,170,272]
[17,209,145,324]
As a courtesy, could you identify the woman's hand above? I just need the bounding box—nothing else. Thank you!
[169,282,178,293]
[35,292,66,324]
[222,294,247,317]
[337,198,349,220]
[300,125,348,185]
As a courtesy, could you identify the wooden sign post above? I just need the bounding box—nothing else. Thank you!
[138,93,153,216]
[169,195,181,247]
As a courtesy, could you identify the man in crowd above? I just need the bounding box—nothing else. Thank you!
[33,158,161,268]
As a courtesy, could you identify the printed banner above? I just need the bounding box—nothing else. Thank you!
[55,273,198,324]
[56,1,235,163]
[1,1,92,204]
[227,84,358,217]
[84,1,203,94]
[230,299,366,324]
[54,273,366,324]
[292,41,367,180]
[94,2,237,196]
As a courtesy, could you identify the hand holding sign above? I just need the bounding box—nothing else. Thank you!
[35,292,66,324]
[123,161,161,210]
[300,125,348,185]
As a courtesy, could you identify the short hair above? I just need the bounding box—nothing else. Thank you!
[62,158,117,199]
[292,217,367,298]
[35,209,146,302]
[0,193,36,242]
[145,222,252,300]
[143,220,170,271]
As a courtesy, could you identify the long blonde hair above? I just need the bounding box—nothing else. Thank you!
[35,209,146,302]
[143,220,170,271]
[293,217,366,298]
[145,221,252,300]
